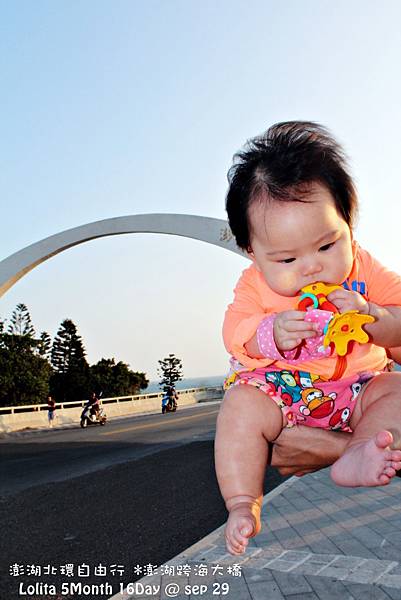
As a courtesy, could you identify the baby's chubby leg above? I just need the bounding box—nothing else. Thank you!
[215,385,285,555]
[331,372,401,487]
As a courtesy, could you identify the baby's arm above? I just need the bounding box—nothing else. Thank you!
[224,268,325,363]
[363,304,401,348]
[327,288,401,349]
[245,310,318,358]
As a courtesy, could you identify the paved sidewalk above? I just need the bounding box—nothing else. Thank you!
[112,469,401,600]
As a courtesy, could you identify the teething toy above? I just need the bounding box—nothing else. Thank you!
[298,282,342,313]
[297,283,375,356]
[322,310,375,356]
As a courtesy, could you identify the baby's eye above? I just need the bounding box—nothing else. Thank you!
[319,242,335,252]
[279,257,296,264]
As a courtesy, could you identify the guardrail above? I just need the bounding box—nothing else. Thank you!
[0,386,224,433]
[0,387,222,415]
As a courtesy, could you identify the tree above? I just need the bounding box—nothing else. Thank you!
[37,331,52,359]
[7,303,35,337]
[112,363,148,396]
[89,358,149,397]
[0,306,50,406]
[0,303,151,406]
[50,319,90,402]
[89,358,115,396]
[0,332,51,406]
[158,353,183,391]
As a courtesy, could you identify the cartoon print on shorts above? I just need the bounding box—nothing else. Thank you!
[351,381,362,399]
[299,387,337,420]
[265,370,324,407]
[265,371,302,406]
[329,406,352,430]
[259,368,374,431]
[328,377,365,430]
[297,370,323,388]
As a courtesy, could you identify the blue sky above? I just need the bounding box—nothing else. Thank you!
[1,1,401,381]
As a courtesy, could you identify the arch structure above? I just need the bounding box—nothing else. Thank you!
[0,214,246,299]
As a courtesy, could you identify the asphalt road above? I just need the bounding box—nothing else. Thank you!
[0,403,288,599]
[0,403,221,496]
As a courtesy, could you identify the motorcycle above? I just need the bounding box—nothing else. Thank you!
[80,404,107,428]
[161,392,177,414]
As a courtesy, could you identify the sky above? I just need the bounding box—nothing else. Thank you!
[1,0,401,382]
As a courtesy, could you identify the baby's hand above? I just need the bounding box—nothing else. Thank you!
[327,288,369,314]
[274,310,319,352]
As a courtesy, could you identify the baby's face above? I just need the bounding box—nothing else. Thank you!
[248,182,354,297]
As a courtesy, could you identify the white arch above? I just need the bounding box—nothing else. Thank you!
[0,214,245,298]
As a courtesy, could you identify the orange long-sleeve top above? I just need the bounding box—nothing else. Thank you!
[223,242,401,379]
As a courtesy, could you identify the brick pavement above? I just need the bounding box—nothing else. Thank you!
[111,469,401,600]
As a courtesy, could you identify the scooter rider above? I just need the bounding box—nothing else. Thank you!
[80,391,106,428]
[87,392,100,418]
[167,386,178,410]
[161,386,178,413]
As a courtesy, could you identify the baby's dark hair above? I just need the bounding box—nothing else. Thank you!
[226,121,358,250]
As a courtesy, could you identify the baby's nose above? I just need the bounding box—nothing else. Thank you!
[303,260,323,276]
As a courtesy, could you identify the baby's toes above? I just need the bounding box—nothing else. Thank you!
[378,472,392,485]
[226,538,245,555]
[225,529,244,555]
[225,522,249,555]
[231,517,254,549]
[231,530,248,551]
[383,465,396,478]
[390,449,401,462]
[390,460,401,471]
[238,517,255,539]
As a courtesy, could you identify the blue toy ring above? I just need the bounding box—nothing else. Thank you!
[323,315,334,336]
[299,293,319,309]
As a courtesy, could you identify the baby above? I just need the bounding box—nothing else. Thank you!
[215,121,401,555]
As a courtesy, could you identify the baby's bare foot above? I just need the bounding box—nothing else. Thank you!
[225,502,261,555]
[331,430,401,487]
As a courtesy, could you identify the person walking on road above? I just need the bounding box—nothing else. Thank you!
[47,396,56,428]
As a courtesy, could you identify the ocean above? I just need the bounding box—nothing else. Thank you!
[141,374,225,394]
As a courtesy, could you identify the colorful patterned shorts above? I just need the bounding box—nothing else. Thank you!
[224,358,378,431]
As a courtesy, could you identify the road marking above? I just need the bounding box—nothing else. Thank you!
[101,409,218,436]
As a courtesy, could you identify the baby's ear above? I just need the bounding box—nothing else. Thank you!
[247,247,262,272]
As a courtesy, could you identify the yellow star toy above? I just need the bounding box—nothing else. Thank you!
[323,311,375,356]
